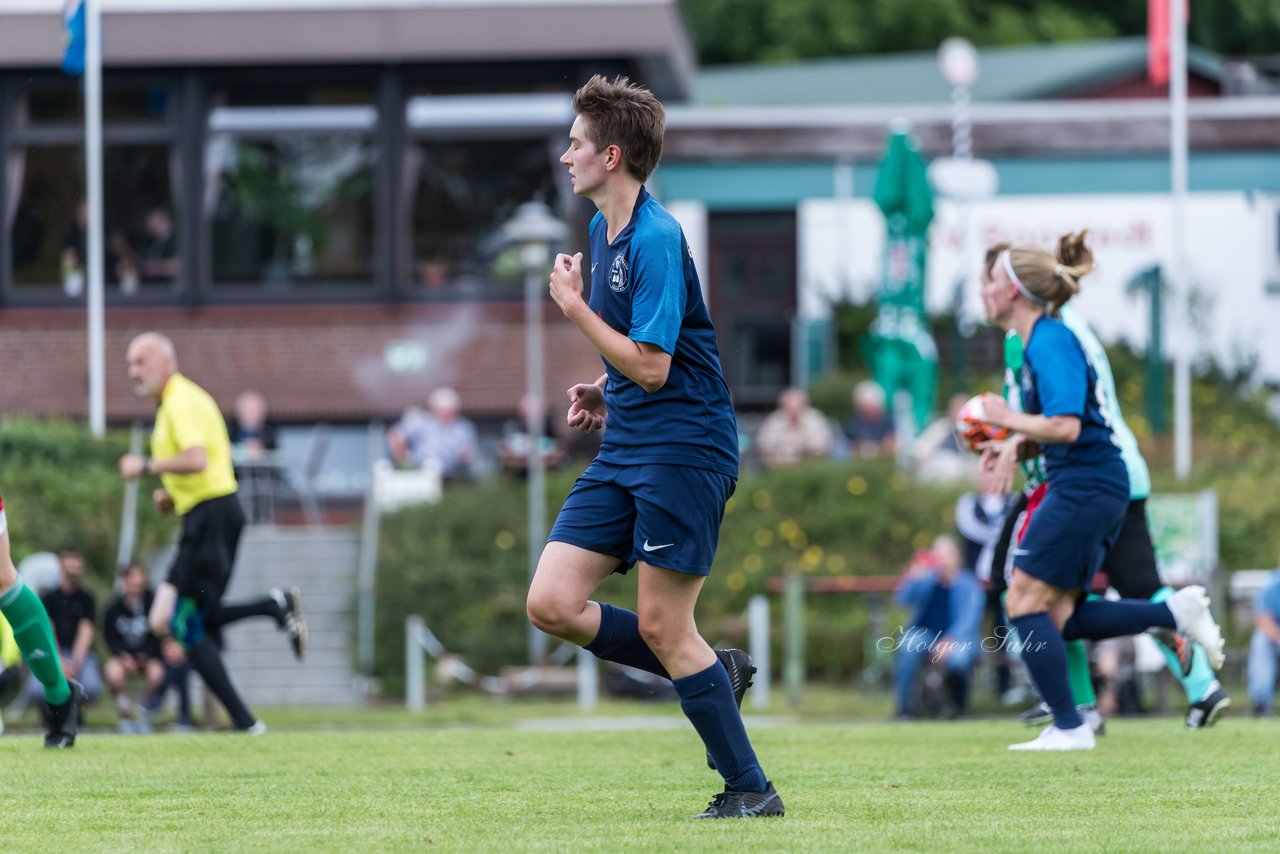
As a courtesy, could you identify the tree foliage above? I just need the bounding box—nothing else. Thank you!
[679,0,1279,65]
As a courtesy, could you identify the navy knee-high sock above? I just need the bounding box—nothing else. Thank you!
[1062,598,1175,641]
[1011,612,1082,730]
[583,603,668,678]
[674,660,768,793]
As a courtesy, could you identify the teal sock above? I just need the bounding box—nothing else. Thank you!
[1149,587,1217,702]
[0,580,71,705]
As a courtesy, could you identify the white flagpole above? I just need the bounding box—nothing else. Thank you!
[85,0,106,437]
[1170,0,1191,478]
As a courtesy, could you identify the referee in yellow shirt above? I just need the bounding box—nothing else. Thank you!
[119,332,306,733]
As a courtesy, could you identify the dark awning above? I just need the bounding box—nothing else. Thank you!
[0,0,695,98]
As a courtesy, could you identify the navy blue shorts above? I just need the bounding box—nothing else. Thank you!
[548,460,736,576]
[1013,484,1126,592]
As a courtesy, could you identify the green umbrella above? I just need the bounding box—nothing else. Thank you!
[864,127,938,431]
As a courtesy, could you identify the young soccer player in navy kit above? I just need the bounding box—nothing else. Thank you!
[976,233,1226,751]
[525,75,782,817]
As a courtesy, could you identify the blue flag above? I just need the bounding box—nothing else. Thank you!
[63,0,86,77]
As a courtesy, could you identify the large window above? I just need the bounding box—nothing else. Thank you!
[207,131,375,288]
[708,212,798,408]
[205,88,378,291]
[405,93,573,298]
[3,77,180,300]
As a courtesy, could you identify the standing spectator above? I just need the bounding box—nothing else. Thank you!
[229,389,281,522]
[844,380,896,458]
[1248,570,1280,716]
[118,331,308,735]
[892,536,983,720]
[228,390,277,460]
[28,546,102,707]
[755,387,833,469]
[387,387,479,481]
[136,206,180,284]
[103,563,167,733]
[499,393,565,477]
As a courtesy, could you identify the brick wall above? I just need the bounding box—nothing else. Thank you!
[0,303,604,422]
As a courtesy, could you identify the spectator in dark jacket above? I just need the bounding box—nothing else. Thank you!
[103,563,167,733]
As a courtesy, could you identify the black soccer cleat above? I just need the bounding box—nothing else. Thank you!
[696,782,784,819]
[706,648,756,771]
[271,586,309,662]
[43,679,84,749]
[1019,701,1052,726]
[1186,686,1231,729]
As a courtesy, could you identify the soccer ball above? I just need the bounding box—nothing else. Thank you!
[954,394,1010,454]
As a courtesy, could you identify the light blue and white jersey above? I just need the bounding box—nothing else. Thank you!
[1059,304,1151,500]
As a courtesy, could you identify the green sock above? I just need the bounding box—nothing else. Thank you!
[0,580,71,705]
[1065,639,1096,707]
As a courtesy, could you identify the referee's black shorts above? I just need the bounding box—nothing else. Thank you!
[167,492,245,607]
[1097,497,1162,600]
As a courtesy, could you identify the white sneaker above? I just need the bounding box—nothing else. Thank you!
[242,720,268,736]
[1165,586,1225,670]
[1080,705,1106,736]
[1009,724,1096,751]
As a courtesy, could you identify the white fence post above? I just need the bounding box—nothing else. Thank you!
[748,594,770,710]
[577,648,598,711]
[406,615,425,712]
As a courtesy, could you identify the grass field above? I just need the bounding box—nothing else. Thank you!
[3,710,1277,852]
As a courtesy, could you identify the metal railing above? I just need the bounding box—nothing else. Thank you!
[405,596,773,714]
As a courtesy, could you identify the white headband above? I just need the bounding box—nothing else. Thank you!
[1001,250,1049,308]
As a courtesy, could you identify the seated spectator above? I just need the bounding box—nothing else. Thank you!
[27,546,101,708]
[756,387,834,469]
[228,389,278,461]
[499,393,565,477]
[140,637,195,732]
[892,536,983,720]
[103,563,167,733]
[1248,569,1280,716]
[388,387,479,481]
[61,199,137,295]
[844,380,896,458]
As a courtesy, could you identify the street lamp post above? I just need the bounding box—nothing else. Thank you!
[933,38,991,394]
[501,201,565,665]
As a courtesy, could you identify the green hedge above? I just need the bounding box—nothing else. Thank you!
[373,458,968,692]
[0,418,178,600]
[374,436,1280,692]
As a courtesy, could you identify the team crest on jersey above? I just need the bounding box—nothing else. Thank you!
[608,254,629,293]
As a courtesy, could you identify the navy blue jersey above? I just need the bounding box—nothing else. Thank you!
[587,187,739,479]
[1021,316,1128,498]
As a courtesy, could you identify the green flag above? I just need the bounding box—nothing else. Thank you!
[865,129,938,430]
